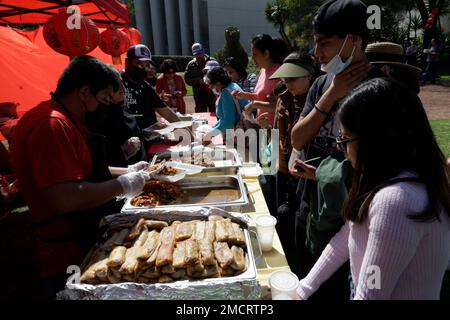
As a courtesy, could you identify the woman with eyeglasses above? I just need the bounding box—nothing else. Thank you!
[296,77,450,300]
[156,59,187,114]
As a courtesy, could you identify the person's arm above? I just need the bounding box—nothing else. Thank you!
[296,222,350,299]
[232,90,259,101]
[246,100,275,114]
[40,180,123,214]
[354,185,423,300]
[291,62,371,151]
[155,106,180,122]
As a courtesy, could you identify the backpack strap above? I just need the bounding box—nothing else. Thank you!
[225,88,242,116]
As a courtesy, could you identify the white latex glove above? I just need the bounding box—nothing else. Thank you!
[116,171,150,198]
[127,161,149,173]
[124,137,142,158]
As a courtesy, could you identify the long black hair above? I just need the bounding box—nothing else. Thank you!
[251,34,289,65]
[223,57,247,79]
[339,77,450,223]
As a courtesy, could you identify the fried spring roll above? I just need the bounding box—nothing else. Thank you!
[215,219,229,242]
[94,257,109,280]
[141,242,161,269]
[133,229,149,247]
[156,226,176,267]
[220,266,237,276]
[140,265,161,279]
[126,218,146,241]
[184,238,200,265]
[208,215,224,222]
[230,246,246,271]
[136,230,160,260]
[122,274,136,282]
[175,222,194,241]
[107,246,127,267]
[198,238,215,266]
[205,221,216,242]
[80,251,107,284]
[107,268,121,284]
[144,220,169,230]
[161,263,176,274]
[231,223,246,246]
[158,275,173,283]
[214,242,234,268]
[224,219,237,243]
[172,241,187,269]
[119,247,141,274]
[171,268,186,280]
[194,221,206,241]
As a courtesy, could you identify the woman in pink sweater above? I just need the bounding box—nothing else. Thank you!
[297,78,450,300]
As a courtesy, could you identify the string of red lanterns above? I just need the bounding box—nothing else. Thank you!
[43,8,143,64]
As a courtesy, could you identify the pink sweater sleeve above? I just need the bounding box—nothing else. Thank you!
[354,185,423,300]
[296,222,350,299]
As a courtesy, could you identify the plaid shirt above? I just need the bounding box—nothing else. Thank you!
[237,73,258,93]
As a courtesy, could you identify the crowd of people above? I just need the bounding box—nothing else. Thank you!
[2,0,449,300]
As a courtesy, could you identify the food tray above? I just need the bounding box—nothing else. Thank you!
[122,175,249,212]
[155,146,243,175]
[58,208,261,300]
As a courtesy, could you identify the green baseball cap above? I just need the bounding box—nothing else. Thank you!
[270,52,315,79]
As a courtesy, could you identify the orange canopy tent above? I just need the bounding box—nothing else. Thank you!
[0,1,132,140]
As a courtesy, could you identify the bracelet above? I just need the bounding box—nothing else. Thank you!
[314,104,330,116]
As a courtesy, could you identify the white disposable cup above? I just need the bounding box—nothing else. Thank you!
[268,270,300,300]
[255,215,277,252]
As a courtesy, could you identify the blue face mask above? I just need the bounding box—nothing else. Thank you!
[320,35,356,75]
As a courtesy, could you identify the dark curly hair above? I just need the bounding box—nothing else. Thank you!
[205,66,231,86]
[160,58,178,73]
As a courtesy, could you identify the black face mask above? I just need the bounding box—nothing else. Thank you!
[147,77,157,87]
[129,66,148,83]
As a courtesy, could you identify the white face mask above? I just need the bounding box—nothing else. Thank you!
[212,87,221,96]
[320,35,356,75]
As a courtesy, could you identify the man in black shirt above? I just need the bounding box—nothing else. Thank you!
[122,45,180,130]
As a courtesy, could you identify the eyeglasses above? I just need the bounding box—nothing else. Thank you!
[335,131,358,152]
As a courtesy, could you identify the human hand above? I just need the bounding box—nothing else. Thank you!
[231,90,242,100]
[327,61,371,101]
[124,137,141,157]
[127,161,149,173]
[256,112,270,129]
[116,171,150,198]
[288,159,317,180]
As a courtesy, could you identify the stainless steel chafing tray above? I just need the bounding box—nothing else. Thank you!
[154,146,243,175]
[121,175,249,212]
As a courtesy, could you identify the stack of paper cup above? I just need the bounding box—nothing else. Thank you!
[269,270,300,300]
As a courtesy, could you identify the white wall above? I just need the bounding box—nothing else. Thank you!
[206,0,279,55]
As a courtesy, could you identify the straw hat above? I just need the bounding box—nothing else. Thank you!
[365,42,422,77]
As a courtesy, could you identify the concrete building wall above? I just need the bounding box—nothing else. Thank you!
[135,0,278,56]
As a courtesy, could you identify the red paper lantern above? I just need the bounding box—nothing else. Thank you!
[122,27,142,46]
[43,8,99,59]
[99,27,130,65]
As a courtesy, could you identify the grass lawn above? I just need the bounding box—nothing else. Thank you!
[186,85,193,96]
[430,119,450,157]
